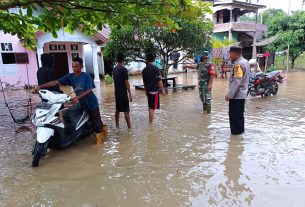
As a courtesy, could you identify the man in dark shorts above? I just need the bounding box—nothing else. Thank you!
[142,53,165,124]
[113,53,132,129]
[33,57,105,143]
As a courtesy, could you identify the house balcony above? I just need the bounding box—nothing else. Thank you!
[213,21,267,33]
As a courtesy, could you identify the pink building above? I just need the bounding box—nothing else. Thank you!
[0,31,38,86]
[0,28,109,86]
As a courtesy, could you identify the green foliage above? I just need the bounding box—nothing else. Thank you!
[104,74,114,84]
[239,13,257,23]
[104,2,213,77]
[211,37,236,69]
[0,0,209,49]
[261,9,287,29]
[264,9,305,68]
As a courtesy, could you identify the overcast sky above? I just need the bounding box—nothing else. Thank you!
[260,0,304,13]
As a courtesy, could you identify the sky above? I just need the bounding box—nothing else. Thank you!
[259,0,304,13]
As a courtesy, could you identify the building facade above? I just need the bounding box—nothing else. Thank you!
[0,31,38,86]
[0,29,109,86]
[209,0,267,60]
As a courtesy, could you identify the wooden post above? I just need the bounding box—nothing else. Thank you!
[286,44,290,79]
[252,11,258,59]
[264,56,268,72]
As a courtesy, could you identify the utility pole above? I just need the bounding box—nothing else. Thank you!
[286,44,290,79]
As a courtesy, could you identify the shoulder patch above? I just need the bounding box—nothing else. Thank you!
[234,64,243,78]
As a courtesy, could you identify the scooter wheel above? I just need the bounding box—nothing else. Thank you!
[272,83,279,95]
[32,142,45,167]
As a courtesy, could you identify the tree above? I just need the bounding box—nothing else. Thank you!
[0,0,208,48]
[104,14,213,77]
[261,9,287,29]
[265,10,305,68]
[211,37,236,73]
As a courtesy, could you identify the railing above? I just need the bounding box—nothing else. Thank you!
[213,22,267,33]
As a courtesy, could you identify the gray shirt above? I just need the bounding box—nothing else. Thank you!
[227,56,250,99]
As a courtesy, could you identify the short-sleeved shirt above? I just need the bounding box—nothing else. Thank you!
[142,63,161,93]
[113,65,129,97]
[227,56,250,99]
[197,62,214,83]
[58,72,99,110]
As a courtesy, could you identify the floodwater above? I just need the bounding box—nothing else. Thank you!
[0,71,305,207]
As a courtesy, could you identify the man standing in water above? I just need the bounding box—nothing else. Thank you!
[142,53,165,124]
[225,46,250,135]
[183,52,214,113]
[113,53,132,129]
[33,57,105,143]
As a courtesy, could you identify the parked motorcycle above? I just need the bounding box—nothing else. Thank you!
[31,90,94,167]
[248,70,283,97]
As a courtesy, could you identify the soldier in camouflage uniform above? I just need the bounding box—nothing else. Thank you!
[197,55,215,113]
[183,53,214,113]
[225,46,250,134]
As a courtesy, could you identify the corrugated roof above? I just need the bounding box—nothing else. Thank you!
[253,35,278,46]
[214,0,266,9]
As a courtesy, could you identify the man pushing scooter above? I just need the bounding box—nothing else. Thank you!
[33,57,106,144]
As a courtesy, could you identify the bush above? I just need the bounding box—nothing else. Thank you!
[104,74,114,84]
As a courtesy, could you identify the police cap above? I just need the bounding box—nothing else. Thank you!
[229,46,243,52]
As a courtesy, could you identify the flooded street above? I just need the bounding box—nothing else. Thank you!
[1,71,305,207]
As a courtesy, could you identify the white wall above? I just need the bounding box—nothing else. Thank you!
[83,44,104,75]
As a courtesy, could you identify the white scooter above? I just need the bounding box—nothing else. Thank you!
[31,90,94,167]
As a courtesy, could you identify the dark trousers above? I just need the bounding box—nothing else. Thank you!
[229,99,245,135]
[88,108,103,133]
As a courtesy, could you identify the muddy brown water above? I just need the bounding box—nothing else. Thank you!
[0,71,305,207]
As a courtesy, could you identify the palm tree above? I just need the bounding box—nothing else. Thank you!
[211,38,236,77]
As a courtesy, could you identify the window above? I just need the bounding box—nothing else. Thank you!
[0,42,28,65]
[49,44,67,51]
[1,43,13,51]
[58,44,66,51]
[15,53,29,64]
[71,44,78,51]
[1,53,15,64]
[49,44,58,51]
[72,53,79,58]
[1,53,29,64]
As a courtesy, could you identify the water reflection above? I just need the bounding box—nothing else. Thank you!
[221,135,254,206]
[1,71,305,206]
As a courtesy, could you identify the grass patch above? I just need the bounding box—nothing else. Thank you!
[274,54,305,70]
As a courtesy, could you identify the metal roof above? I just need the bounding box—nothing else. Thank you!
[253,35,278,46]
[213,0,266,9]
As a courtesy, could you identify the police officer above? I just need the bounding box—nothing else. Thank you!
[225,46,250,135]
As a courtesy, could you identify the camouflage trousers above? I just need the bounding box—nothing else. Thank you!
[199,81,211,105]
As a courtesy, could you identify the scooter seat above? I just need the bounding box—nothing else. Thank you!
[266,71,280,79]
